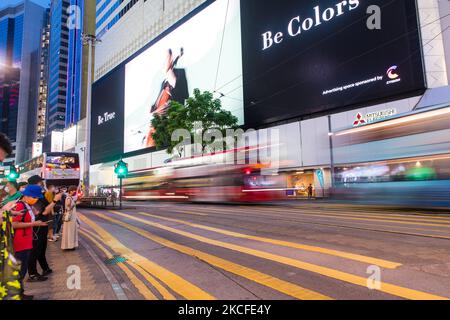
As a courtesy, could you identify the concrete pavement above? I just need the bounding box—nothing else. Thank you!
[25,236,119,300]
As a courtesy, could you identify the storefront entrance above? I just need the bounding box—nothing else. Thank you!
[286,171,315,198]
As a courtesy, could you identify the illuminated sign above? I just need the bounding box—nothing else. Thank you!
[63,125,77,151]
[98,112,116,126]
[241,0,425,128]
[353,108,397,127]
[32,142,43,158]
[51,131,64,152]
[262,1,360,50]
[124,0,243,153]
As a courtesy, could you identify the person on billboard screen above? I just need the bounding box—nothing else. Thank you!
[145,47,189,148]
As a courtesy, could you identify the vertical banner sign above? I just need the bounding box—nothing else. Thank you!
[32,142,43,158]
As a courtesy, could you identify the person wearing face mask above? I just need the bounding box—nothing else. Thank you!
[28,175,45,188]
[11,199,48,300]
[21,185,63,282]
[18,182,28,193]
[61,186,79,251]
[1,181,22,207]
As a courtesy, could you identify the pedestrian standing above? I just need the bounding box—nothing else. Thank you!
[18,182,28,193]
[11,200,48,300]
[1,181,22,207]
[61,186,79,251]
[21,185,62,282]
[307,184,314,199]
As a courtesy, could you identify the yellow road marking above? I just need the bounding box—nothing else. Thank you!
[105,210,449,300]
[80,230,158,300]
[82,228,176,300]
[130,211,401,269]
[125,260,176,300]
[89,212,332,300]
[79,214,215,300]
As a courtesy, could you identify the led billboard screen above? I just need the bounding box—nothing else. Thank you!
[124,0,244,153]
[91,66,125,165]
[240,0,426,127]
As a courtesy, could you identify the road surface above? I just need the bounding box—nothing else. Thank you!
[77,202,450,300]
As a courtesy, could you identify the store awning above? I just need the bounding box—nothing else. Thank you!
[415,85,450,110]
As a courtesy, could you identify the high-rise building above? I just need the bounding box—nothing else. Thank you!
[0,1,46,164]
[95,0,140,40]
[65,0,96,127]
[46,0,70,134]
[36,8,51,143]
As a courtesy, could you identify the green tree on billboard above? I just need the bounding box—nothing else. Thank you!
[151,89,238,157]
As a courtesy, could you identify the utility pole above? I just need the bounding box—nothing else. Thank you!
[81,34,101,196]
[328,115,335,194]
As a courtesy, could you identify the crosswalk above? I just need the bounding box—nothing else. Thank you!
[78,204,450,300]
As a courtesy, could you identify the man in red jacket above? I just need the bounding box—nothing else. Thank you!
[11,201,48,300]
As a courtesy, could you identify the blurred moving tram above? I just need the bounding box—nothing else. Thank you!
[123,149,284,203]
[332,105,450,206]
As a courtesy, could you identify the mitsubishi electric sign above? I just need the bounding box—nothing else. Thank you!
[241,0,425,128]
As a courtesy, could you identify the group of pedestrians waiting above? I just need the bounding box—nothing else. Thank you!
[0,133,80,300]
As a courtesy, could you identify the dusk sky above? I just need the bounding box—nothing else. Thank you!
[0,0,50,10]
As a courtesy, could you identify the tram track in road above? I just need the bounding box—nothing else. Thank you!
[256,207,450,225]
[89,210,449,300]
[180,208,450,232]
[163,205,450,241]
[287,204,450,217]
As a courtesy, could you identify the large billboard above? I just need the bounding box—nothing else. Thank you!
[240,0,426,127]
[91,66,125,165]
[91,0,427,165]
[124,0,243,154]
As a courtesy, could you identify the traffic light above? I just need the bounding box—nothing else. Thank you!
[114,160,128,178]
[7,166,19,181]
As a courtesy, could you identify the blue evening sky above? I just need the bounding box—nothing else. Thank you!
[0,0,50,10]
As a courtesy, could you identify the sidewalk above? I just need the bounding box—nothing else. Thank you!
[25,238,119,300]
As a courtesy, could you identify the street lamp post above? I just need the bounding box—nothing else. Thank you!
[81,34,101,196]
[328,115,335,194]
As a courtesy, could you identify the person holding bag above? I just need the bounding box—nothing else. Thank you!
[61,186,79,251]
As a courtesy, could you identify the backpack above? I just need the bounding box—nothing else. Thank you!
[14,201,32,237]
[54,193,67,215]
[60,193,67,213]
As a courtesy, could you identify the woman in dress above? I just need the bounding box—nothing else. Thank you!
[61,186,79,251]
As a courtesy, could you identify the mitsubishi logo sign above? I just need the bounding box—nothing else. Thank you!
[353,108,397,127]
[353,113,366,126]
